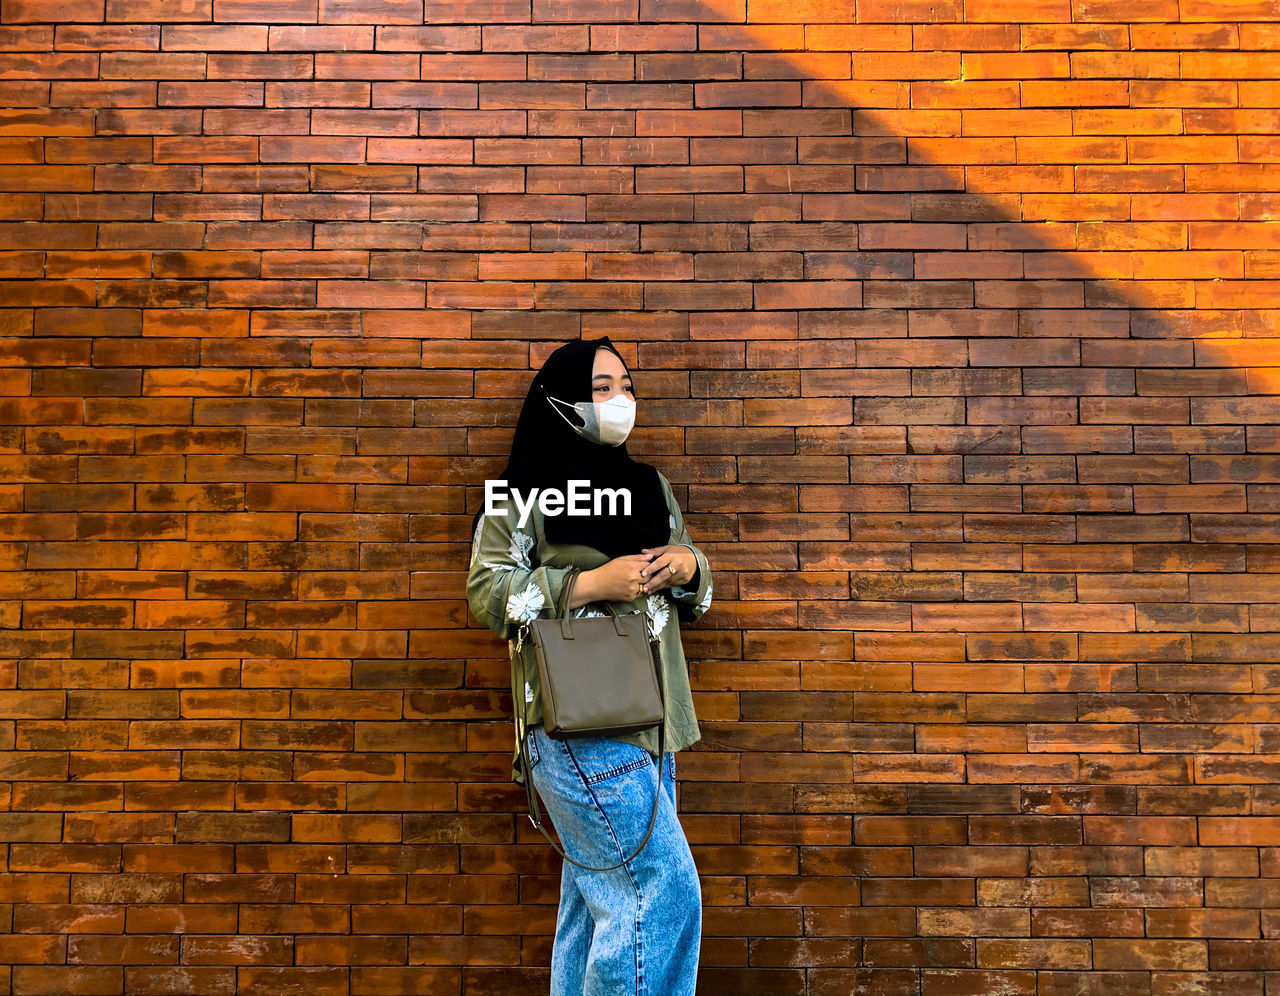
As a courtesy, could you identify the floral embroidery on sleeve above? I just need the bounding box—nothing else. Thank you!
[506,581,545,624]
[508,530,535,570]
[645,593,670,640]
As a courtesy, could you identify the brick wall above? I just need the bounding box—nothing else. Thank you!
[2,0,1279,993]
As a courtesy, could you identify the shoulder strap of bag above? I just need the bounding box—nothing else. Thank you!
[515,568,666,873]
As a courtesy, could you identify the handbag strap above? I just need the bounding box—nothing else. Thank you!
[555,568,579,617]
[514,575,667,873]
[556,567,628,638]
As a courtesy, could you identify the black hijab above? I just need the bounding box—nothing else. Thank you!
[472,337,670,560]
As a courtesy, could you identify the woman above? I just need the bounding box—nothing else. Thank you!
[466,337,713,996]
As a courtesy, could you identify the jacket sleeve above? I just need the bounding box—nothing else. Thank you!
[466,503,576,643]
[659,474,713,625]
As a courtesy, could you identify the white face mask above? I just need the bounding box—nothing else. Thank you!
[546,389,636,446]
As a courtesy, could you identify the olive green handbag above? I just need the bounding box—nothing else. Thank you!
[513,567,666,871]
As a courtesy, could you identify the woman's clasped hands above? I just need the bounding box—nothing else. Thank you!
[583,546,696,603]
[639,545,696,595]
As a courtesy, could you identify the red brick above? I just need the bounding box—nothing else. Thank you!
[2,2,1280,986]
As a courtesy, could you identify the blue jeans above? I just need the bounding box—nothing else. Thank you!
[525,723,702,996]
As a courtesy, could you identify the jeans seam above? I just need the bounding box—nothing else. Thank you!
[636,871,646,996]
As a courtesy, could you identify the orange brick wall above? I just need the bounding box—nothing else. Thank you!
[2,0,1279,993]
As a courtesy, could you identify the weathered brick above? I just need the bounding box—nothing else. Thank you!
[2,0,1279,986]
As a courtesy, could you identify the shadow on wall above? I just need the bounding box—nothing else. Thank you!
[564,1,1280,990]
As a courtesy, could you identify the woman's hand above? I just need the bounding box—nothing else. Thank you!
[638,545,696,595]
[576,553,656,605]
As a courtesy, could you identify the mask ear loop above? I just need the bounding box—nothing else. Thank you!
[542,383,591,438]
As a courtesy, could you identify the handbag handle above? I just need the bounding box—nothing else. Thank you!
[556,568,630,639]
[555,568,579,617]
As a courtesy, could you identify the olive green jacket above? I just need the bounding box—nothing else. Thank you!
[465,470,713,784]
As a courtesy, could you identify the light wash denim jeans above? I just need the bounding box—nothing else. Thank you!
[525,723,702,995]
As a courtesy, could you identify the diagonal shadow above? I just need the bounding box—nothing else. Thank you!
[643,2,1280,993]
